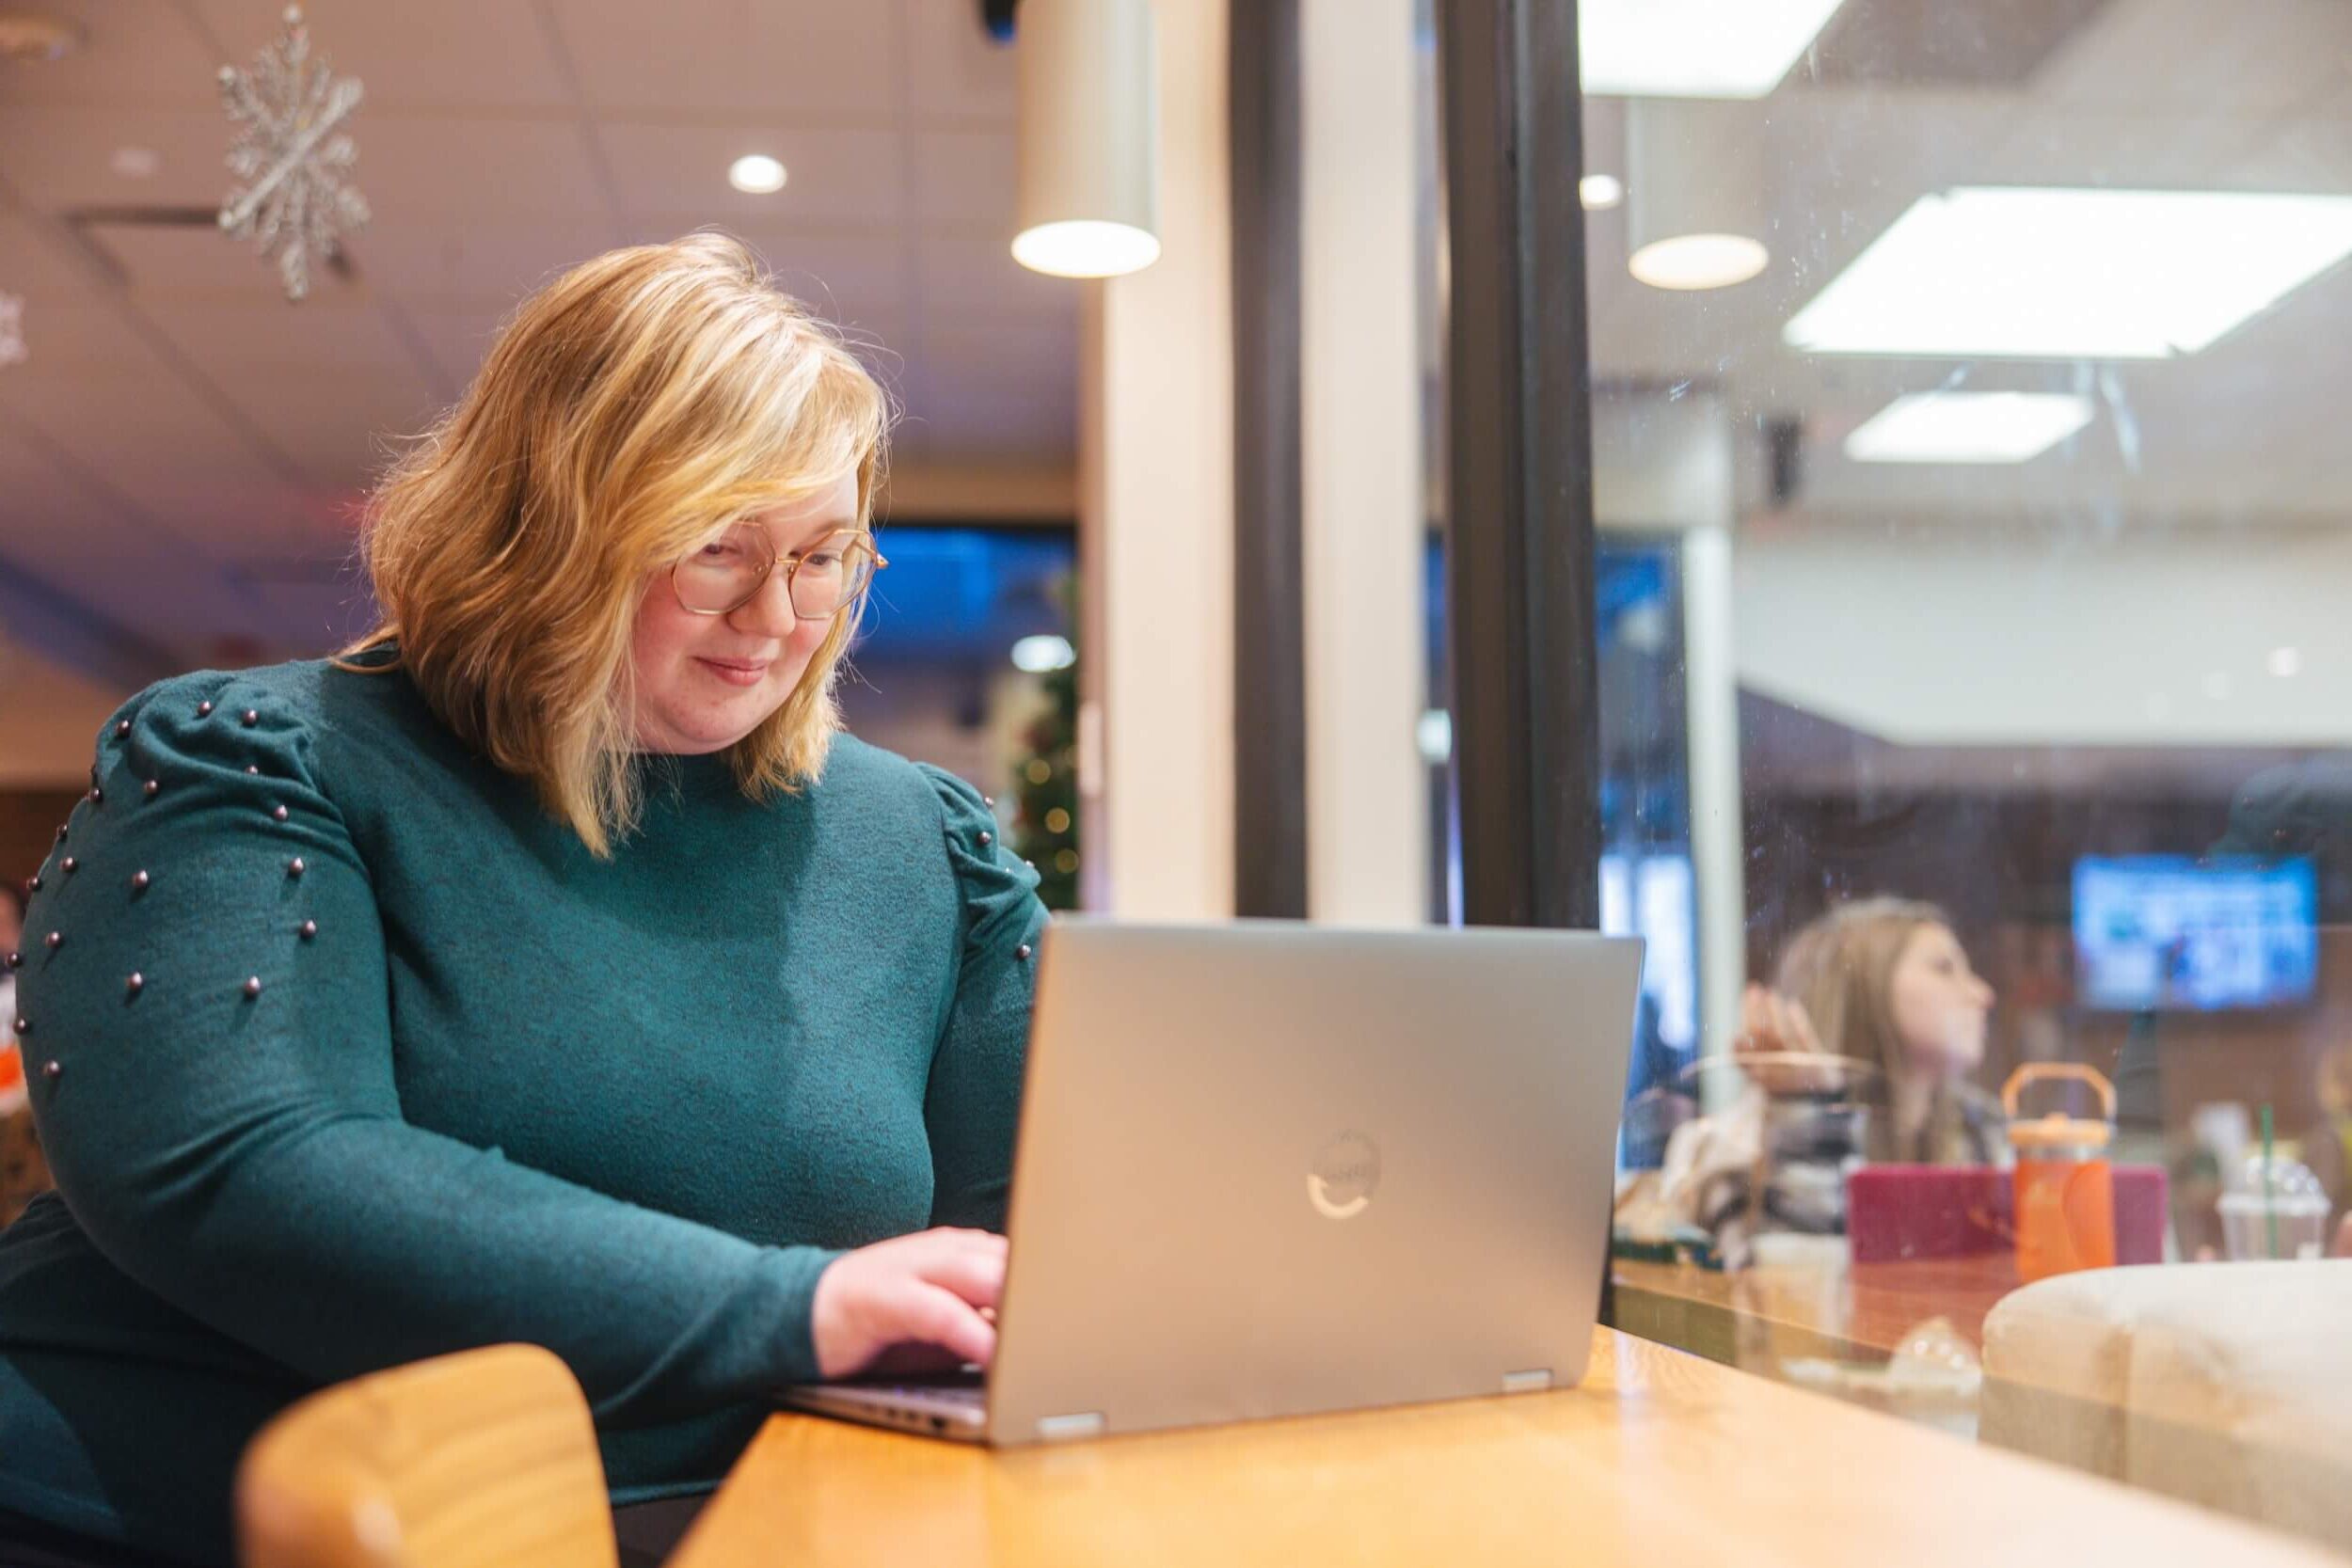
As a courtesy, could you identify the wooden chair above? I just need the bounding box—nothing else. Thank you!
[236,1343,619,1568]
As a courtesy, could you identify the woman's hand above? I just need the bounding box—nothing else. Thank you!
[810,1227,1007,1379]
[1733,984,1844,1094]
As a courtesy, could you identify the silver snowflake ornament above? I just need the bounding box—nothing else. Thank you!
[0,293,23,367]
[217,5,369,303]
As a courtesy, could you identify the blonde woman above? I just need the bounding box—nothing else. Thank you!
[0,235,1043,1567]
[1660,898,2005,1264]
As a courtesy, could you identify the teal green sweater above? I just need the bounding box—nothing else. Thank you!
[0,656,1044,1564]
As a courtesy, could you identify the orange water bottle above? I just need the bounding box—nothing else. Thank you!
[2003,1064,2117,1283]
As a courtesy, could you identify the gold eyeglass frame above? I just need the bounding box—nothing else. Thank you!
[668,527,889,620]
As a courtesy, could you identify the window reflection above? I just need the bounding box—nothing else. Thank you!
[1589,0,2352,1545]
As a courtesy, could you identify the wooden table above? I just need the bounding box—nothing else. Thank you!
[668,1328,2340,1568]
[1612,1253,2021,1366]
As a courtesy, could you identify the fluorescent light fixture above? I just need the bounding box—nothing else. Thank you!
[1010,634,1076,673]
[1011,220,1160,279]
[1844,391,2093,465]
[1580,173,1624,211]
[1581,0,1848,98]
[1630,233,1768,290]
[1787,187,2352,359]
[727,154,787,195]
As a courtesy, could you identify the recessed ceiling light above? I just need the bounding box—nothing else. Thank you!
[726,154,787,195]
[1844,391,2093,465]
[1580,173,1624,211]
[1581,0,1848,98]
[109,146,161,180]
[1786,187,2352,359]
[1629,233,1768,291]
[2269,646,2303,678]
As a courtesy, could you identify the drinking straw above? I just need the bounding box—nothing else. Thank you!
[2262,1103,2279,1260]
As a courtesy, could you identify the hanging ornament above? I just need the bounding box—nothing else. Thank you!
[0,292,24,367]
[216,5,369,303]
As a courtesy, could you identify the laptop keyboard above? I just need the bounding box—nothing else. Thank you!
[891,1380,987,1410]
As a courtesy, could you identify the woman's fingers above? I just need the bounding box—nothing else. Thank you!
[901,1281,998,1369]
[918,1242,1007,1312]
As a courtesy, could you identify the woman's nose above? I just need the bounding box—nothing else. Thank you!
[728,568,800,636]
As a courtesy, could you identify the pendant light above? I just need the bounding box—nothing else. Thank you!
[1013,0,1161,278]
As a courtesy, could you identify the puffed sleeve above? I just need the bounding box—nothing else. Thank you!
[914,764,1049,1231]
[14,673,840,1423]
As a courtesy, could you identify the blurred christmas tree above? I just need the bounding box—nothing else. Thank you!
[1011,639,1081,910]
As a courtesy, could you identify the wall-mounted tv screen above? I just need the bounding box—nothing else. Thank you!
[2073,856,2318,1011]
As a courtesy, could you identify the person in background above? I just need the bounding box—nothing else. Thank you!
[0,234,1045,1568]
[1660,897,2005,1265]
[2298,1038,2352,1236]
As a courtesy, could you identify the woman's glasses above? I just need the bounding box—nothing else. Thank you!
[670,524,886,620]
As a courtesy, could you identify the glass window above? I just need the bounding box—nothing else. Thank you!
[1593,0,2352,1544]
[840,524,1082,908]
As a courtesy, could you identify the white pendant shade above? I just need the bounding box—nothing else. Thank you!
[1015,0,1161,278]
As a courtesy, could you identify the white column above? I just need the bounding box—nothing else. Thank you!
[1681,523,1748,1107]
[1076,0,1235,919]
[1593,392,1746,1102]
[1298,0,1426,926]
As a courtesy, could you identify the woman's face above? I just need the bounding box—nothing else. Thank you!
[1889,923,1995,1076]
[627,471,858,755]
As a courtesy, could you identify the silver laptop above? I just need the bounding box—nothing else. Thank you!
[779,917,1643,1445]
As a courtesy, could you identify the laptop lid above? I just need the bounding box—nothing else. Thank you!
[984,918,1644,1444]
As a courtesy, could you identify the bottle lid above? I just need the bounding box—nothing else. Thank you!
[2007,1111,2112,1151]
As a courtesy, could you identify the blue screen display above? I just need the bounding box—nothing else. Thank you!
[2073,856,2318,1011]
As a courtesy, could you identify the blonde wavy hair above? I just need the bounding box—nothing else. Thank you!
[343,232,889,857]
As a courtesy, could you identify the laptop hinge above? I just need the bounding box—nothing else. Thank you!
[1502,1369,1553,1394]
[1037,1411,1106,1441]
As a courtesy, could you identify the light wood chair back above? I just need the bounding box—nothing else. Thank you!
[236,1343,618,1568]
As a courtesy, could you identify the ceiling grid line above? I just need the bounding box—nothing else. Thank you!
[527,0,634,247]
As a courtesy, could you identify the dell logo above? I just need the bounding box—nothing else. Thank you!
[1308,1132,1381,1220]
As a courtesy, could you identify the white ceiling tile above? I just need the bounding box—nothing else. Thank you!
[0,1,217,108]
[345,218,627,309]
[905,0,1018,124]
[915,235,1081,325]
[0,105,240,211]
[358,113,613,218]
[0,299,154,374]
[603,121,906,231]
[198,365,446,491]
[192,0,574,111]
[0,208,105,298]
[141,296,421,375]
[720,227,912,330]
[550,1,898,119]
[89,222,362,301]
[911,127,1017,236]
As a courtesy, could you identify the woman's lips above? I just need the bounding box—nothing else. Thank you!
[694,657,771,688]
